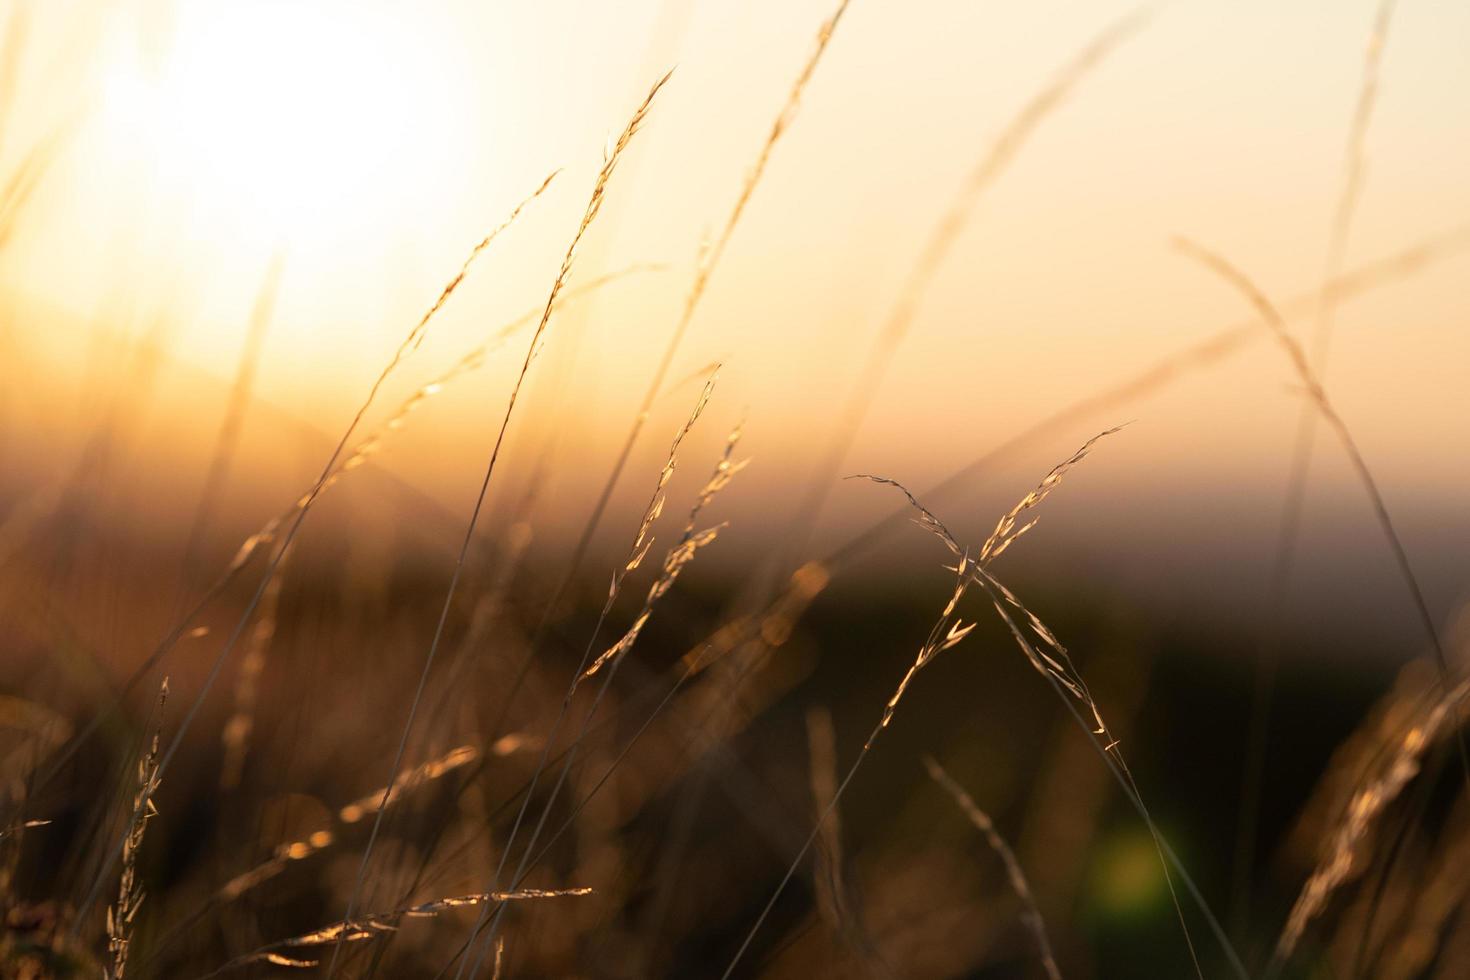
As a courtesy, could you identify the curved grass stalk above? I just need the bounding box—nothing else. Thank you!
[1273,679,1468,968]
[1174,238,1470,788]
[201,886,591,977]
[69,168,560,938]
[504,0,853,739]
[923,756,1061,980]
[781,8,1150,565]
[327,73,673,979]
[1234,0,1402,932]
[457,380,738,978]
[11,262,648,826]
[720,431,1239,979]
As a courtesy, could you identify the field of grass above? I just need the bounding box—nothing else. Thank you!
[2,1,1470,977]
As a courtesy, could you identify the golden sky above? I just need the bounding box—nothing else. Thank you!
[3,0,1468,635]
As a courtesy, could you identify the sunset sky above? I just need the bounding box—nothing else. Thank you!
[4,0,1468,655]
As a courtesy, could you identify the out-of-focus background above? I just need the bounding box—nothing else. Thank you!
[2,0,1469,977]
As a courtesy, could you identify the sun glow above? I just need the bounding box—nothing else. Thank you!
[100,1,467,250]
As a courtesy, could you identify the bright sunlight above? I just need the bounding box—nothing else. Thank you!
[99,0,463,249]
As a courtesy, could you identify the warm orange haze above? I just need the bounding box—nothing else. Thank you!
[1,0,1468,977]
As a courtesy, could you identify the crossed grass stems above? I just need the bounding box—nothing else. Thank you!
[49,139,1470,980]
[8,1,1469,975]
